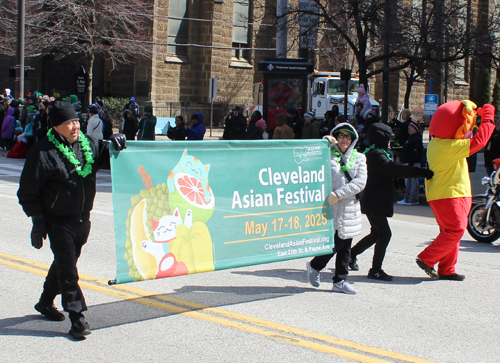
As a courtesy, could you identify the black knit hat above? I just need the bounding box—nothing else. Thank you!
[49,101,78,127]
[367,122,392,149]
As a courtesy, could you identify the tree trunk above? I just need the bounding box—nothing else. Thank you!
[404,67,416,109]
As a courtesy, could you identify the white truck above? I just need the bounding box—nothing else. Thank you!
[309,72,379,120]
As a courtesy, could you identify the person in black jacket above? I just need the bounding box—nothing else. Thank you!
[397,119,424,205]
[17,101,126,339]
[223,106,247,140]
[122,109,138,140]
[167,115,186,140]
[389,109,412,147]
[349,123,433,281]
[285,106,305,139]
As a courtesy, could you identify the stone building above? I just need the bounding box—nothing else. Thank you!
[0,0,495,125]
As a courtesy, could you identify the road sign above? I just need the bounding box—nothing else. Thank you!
[424,94,439,116]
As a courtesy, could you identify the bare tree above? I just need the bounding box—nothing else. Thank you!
[1,0,154,103]
[263,0,493,108]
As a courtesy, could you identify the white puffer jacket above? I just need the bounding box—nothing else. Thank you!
[329,123,367,239]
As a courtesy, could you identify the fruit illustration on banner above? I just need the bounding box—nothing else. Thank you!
[124,156,215,282]
[125,199,157,281]
[169,173,215,223]
[169,222,215,274]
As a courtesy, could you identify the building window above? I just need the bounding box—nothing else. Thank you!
[232,43,250,60]
[232,0,250,63]
[168,0,189,58]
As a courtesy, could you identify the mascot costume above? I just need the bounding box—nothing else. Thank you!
[416,100,495,280]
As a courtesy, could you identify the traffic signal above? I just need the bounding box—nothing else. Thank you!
[9,67,35,79]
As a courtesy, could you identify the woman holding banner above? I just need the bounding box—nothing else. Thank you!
[306,123,367,294]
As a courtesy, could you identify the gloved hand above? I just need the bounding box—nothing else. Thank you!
[31,214,47,249]
[477,104,495,123]
[424,169,434,180]
[322,135,338,147]
[109,133,127,151]
[327,192,339,205]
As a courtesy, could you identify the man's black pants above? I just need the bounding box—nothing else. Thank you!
[350,212,392,271]
[40,217,90,318]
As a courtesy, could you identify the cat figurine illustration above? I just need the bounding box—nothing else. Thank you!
[141,208,192,270]
[167,149,211,202]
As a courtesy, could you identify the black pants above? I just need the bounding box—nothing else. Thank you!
[350,212,392,271]
[40,217,90,319]
[310,231,352,283]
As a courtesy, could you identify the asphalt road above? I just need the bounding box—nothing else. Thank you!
[1,146,499,363]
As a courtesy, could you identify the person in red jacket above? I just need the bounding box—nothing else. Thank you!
[416,101,495,281]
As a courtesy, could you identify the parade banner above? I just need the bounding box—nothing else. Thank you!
[110,140,335,284]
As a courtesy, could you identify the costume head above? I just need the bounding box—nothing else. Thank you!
[429,100,477,139]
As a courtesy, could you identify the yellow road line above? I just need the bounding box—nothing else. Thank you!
[0,252,435,363]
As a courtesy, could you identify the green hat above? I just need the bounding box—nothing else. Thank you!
[332,124,356,137]
[27,105,36,114]
[144,104,153,113]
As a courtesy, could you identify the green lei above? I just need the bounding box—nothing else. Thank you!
[47,128,95,177]
[332,147,358,172]
[363,144,393,161]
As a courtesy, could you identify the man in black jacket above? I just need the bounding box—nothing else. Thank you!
[349,123,433,281]
[285,106,305,139]
[17,101,126,338]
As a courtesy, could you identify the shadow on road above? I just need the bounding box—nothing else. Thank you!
[0,314,70,339]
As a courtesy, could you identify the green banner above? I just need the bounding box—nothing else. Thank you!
[110,140,334,284]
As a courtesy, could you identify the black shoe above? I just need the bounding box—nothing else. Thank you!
[416,258,439,279]
[34,302,65,321]
[349,257,359,271]
[439,273,465,281]
[69,316,91,339]
[367,268,393,281]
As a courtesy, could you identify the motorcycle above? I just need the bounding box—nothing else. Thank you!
[467,168,500,243]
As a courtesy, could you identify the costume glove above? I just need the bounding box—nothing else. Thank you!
[109,133,127,151]
[328,192,339,205]
[31,214,47,249]
[322,135,338,147]
[424,169,434,180]
[477,104,495,123]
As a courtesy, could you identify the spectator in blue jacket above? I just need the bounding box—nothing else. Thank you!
[184,112,206,140]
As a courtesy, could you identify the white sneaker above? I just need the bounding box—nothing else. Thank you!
[306,261,320,287]
[332,280,357,294]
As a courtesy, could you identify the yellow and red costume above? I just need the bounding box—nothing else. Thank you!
[418,100,495,277]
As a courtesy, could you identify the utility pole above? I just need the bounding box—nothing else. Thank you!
[16,0,25,99]
[276,0,288,58]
